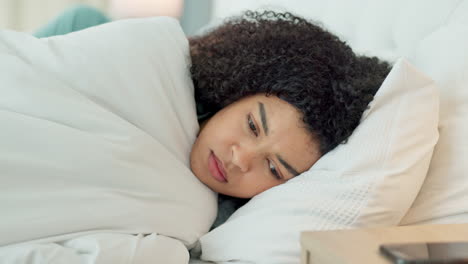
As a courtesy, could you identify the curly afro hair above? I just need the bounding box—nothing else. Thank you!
[189,10,391,155]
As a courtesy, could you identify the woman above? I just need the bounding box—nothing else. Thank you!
[35,4,390,222]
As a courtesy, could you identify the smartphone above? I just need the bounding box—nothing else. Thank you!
[380,241,468,264]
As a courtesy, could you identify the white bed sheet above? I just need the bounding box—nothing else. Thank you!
[0,233,190,264]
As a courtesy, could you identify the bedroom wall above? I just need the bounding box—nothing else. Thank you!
[0,0,212,36]
[0,0,108,32]
[0,0,318,35]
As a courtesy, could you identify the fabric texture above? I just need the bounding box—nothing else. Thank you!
[399,1,468,225]
[198,59,440,264]
[0,17,216,249]
[0,233,189,264]
[32,3,234,234]
[41,4,236,232]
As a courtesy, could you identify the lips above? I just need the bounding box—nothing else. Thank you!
[208,151,227,183]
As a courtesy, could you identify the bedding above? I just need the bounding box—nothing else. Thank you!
[0,15,216,260]
[398,2,468,225]
[0,234,189,264]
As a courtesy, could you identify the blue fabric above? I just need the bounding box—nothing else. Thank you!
[34,5,110,38]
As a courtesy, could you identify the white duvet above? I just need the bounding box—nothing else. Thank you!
[0,234,191,264]
[0,17,216,263]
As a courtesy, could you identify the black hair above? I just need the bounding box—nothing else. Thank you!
[189,10,390,155]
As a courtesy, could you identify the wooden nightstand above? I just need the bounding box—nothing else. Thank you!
[301,224,468,264]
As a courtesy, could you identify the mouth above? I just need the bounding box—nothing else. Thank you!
[208,151,227,183]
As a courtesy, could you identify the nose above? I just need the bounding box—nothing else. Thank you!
[231,144,257,173]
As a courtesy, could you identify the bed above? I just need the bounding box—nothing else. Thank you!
[1,1,467,264]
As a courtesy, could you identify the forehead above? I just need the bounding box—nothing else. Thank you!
[245,95,320,173]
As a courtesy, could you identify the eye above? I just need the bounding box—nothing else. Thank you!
[248,114,258,137]
[268,160,282,180]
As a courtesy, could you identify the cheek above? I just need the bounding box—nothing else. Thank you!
[189,140,203,178]
[190,134,213,175]
[213,125,244,151]
[239,171,281,196]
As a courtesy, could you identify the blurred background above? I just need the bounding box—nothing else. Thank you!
[0,0,324,36]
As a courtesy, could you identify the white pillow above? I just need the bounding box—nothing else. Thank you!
[399,2,468,225]
[0,17,216,247]
[198,59,439,264]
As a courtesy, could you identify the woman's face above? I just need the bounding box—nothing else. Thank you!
[190,94,321,198]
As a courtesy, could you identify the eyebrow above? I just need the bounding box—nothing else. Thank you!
[257,101,300,177]
[276,154,300,177]
[259,102,269,135]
